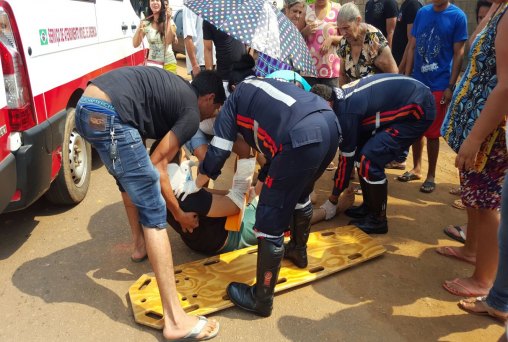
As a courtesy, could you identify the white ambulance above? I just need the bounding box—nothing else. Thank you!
[0,0,144,214]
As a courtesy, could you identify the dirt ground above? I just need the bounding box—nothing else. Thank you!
[0,59,505,341]
[159,57,507,340]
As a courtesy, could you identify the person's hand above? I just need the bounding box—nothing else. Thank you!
[175,179,201,201]
[320,200,337,220]
[177,211,199,233]
[455,136,481,172]
[246,186,257,204]
[320,36,333,54]
[138,19,145,32]
[302,22,318,36]
[441,88,453,105]
[192,64,201,77]
[166,7,173,19]
[179,159,198,172]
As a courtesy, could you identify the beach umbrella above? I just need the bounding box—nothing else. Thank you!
[185,0,316,76]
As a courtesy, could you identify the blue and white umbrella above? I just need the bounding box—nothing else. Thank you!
[185,0,316,76]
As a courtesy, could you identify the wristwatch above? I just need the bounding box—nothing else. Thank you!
[447,83,456,91]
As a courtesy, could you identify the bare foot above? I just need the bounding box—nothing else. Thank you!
[163,316,219,341]
[443,277,490,297]
[131,243,147,262]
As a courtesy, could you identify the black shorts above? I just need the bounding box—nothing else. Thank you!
[166,189,228,254]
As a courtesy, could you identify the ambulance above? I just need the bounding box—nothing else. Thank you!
[0,0,145,214]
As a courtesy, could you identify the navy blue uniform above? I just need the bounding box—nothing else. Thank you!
[332,74,435,196]
[200,78,341,237]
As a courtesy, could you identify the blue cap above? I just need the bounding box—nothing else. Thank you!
[265,70,311,91]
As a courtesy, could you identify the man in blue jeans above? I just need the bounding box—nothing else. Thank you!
[74,67,225,341]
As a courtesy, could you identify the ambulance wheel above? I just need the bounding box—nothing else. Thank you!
[46,108,92,205]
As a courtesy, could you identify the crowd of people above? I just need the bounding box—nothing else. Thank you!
[75,0,508,340]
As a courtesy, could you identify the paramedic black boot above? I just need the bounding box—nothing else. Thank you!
[226,237,284,317]
[350,181,388,234]
[284,203,313,268]
[345,176,369,219]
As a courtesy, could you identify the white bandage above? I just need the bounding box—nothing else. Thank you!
[226,157,256,209]
[320,200,337,220]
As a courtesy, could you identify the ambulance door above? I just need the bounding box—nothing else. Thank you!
[17,0,99,120]
[95,0,143,68]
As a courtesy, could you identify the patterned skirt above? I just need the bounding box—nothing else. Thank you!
[460,128,508,210]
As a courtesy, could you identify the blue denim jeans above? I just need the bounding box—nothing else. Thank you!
[75,96,167,229]
[184,128,211,155]
[486,173,508,313]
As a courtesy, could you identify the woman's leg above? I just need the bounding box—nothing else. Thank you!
[472,208,500,286]
[443,207,499,296]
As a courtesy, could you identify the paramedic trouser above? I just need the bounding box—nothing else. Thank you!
[256,110,340,239]
[354,119,434,185]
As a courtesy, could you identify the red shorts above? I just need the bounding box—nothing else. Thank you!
[423,91,447,139]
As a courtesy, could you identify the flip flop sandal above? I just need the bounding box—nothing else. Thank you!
[458,297,508,323]
[436,246,475,265]
[452,199,466,210]
[130,254,148,263]
[449,187,461,196]
[385,161,406,170]
[353,185,362,195]
[443,225,466,244]
[167,316,220,341]
[420,180,436,193]
[397,171,421,182]
[442,278,488,297]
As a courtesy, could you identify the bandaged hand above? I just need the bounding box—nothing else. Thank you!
[175,179,201,201]
[320,200,337,220]
[179,159,199,172]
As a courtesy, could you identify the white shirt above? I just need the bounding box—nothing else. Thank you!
[183,8,212,74]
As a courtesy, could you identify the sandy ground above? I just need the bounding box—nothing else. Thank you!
[0,58,505,341]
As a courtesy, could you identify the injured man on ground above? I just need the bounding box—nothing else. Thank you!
[165,155,355,255]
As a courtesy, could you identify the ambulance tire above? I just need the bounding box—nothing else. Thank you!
[45,108,92,205]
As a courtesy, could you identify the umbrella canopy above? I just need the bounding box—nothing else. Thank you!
[185,0,316,76]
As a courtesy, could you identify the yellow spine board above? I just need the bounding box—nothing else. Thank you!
[129,225,386,330]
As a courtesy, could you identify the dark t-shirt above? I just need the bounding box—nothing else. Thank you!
[365,0,399,38]
[91,67,199,144]
[392,0,422,64]
[202,20,246,81]
[166,189,228,254]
